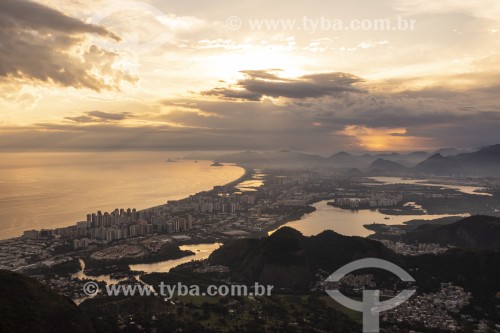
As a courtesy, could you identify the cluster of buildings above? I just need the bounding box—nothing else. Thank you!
[331,193,403,209]
[72,238,89,250]
[380,240,451,256]
[22,207,196,246]
[0,238,53,270]
[21,183,262,246]
[382,283,472,331]
[30,273,91,302]
[165,192,255,214]
[324,274,376,292]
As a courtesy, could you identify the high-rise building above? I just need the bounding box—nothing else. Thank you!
[22,230,40,239]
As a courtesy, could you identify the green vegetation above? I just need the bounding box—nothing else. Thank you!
[80,292,361,332]
[209,226,400,290]
[403,215,500,251]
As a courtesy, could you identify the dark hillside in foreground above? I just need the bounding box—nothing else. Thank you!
[403,215,500,251]
[0,270,95,333]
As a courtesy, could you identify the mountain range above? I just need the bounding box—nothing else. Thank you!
[208,144,500,176]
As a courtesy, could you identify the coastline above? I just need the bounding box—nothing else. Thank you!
[6,163,489,303]
[140,162,251,213]
[222,164,253,188]
[3,161,249,242]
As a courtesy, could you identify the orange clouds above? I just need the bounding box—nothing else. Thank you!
[337,125,432,151]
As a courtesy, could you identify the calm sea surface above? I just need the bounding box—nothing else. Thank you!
[0,152,244,239]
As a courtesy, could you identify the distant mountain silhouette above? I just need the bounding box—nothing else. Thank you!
[0,270,95,333]
[398,151,432,166]
[345,167,364,176]
[216,150,325,168]
[368,158,408,174]
[210,144,500,175]
[408,151,430,158]
[414,153,462,175]
[415,144,500,175]
[403,215,500,251]
[433,147,463,156]
[327,151,373,169]
[453,144,500,174]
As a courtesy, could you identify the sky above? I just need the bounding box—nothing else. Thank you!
[1,0,500,153]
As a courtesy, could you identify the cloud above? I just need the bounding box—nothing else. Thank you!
[394,0,500,20]
[336,125,433,151]
[65,111,132,123]
[0,0,134,91]
[201,70,365,101]
[160,68,500,151]
[201,88,262,101]
[0,123,338,152]
[1,102,500,153]
[2,68,500,153]
[0,0,118,39]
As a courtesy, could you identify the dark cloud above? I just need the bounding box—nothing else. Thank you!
[0,123,342,152]
[65,111,131,123]
[64,115,96,124]
[2,69,500,153]
[87,111,131,121]
[0,0,118,39]
[202,88,262,101]
[0,0,133,90]
[202,70,365,101]
[1,106,499,153]
[158,69,500,151]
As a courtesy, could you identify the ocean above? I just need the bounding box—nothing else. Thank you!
[0,152,244,239]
